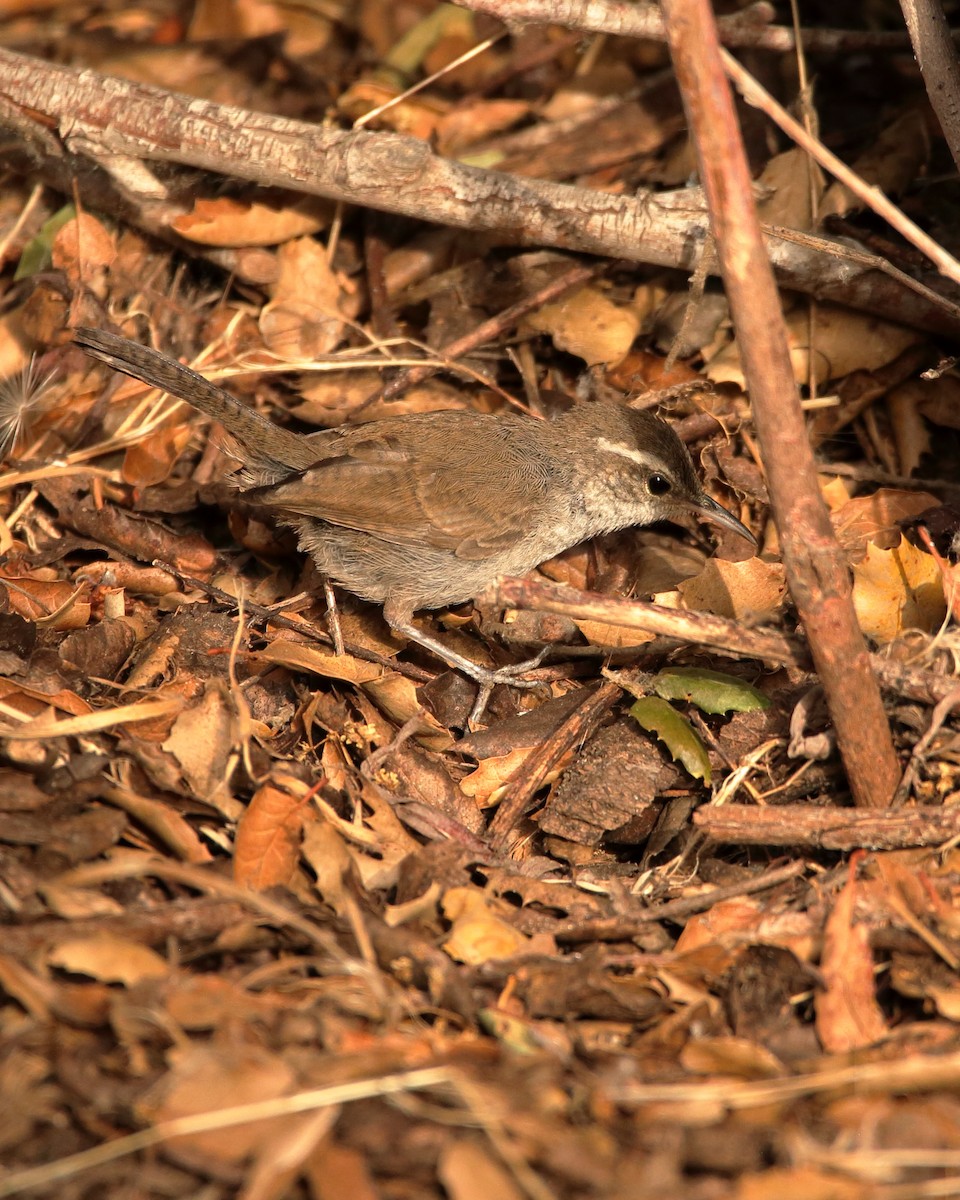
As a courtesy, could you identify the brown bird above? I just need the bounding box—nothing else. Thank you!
[74,327,754,708]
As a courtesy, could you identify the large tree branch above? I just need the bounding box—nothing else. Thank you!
[0,48,957,336]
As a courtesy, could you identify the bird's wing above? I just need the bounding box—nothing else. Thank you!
[252,420,550,560]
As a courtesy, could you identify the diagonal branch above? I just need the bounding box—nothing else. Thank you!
[0,47,957,336]
[658,0,900,806]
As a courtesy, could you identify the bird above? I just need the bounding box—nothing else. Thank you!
[73,327,754,711]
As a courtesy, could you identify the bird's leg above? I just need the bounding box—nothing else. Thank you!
[383,601,551,723]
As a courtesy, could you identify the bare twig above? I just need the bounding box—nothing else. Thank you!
[554,859,807,942]
[695,804,960,850]
[901,0,960,177]
[659,0,900,806]
[456,0,926,53]
[489,577,806,667]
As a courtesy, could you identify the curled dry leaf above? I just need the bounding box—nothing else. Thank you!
[815,860,888,1053]
[830,488,941,558]
[0,571,92,630]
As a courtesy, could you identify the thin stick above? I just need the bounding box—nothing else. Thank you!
[720,47,960,287]
[659,0,900,807]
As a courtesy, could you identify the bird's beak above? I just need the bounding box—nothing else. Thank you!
[694,494,757,547]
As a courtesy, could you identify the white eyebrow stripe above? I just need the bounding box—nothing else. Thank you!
[596,437,663,472]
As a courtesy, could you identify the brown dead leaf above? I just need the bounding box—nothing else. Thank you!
[260,237,359,361]
[755,148,824,232]
[820,108,930,220]
[573,617,657,649]
[40,883,125,919]
[234,782,306,890]
[121,422,193,488]
[707,304,919,389]
[338,79,449,139]
[301,819,352,914]
[672,557,787,621]
[460,746,539,809]
[171,194,332,247]
[680,1035,785,1080]
[164,974,284,1031]
[851,538,945,643]
[135,1042,295,1166]
[438,1139,525,1200]
[736,1165,869,1200]
[162,680,241,816]
[0,573,91,629]
[442,886,530,964]
[887,383,932,477]
[815,858,887,1053]
[253,637,387,685]
[51,213,117,282]
[438,99,530,155]
[47,936,169,985]
[831,488,941,557]
[523,285,640,366]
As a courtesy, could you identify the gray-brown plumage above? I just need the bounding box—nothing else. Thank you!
[73,327,753,691]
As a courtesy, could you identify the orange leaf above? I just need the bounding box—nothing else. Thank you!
[234,783,306,889]
[815,855,887,1052]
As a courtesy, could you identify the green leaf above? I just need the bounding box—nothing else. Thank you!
[652,667,770,715]
[629,696,712,784]
[14,204,76,281]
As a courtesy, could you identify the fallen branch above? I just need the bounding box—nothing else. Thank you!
[0,48,956,335]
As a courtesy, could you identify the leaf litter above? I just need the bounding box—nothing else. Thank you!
[1,2,960,1198]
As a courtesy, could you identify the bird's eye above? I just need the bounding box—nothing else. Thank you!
[647,473,672,496]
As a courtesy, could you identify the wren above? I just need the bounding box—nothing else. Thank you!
[73,327,754,702]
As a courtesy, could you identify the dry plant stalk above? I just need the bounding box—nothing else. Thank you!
[659,0,900,807]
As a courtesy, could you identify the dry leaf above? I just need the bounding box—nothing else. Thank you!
[234,782,305,890]
[460,746,537,809]
[673,557,787,621]
[47,936,169,985]
[172,195,332,247]
[260,237,358,361]
[301,820,352,914]
[162,680,241,815]
[831,488,940,557]
[122,422,193,487]
[707,304,919,389]
[51,214,117,281]
[851,538,945,643]
[442,887,529,964]
[755,147,824,232]
[887,384,932,477]
[820,108,930,220]
[438,1139,525,1200]
[136,1043,295,1166]
[523,286,640,366]
[815,859,887,1052]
